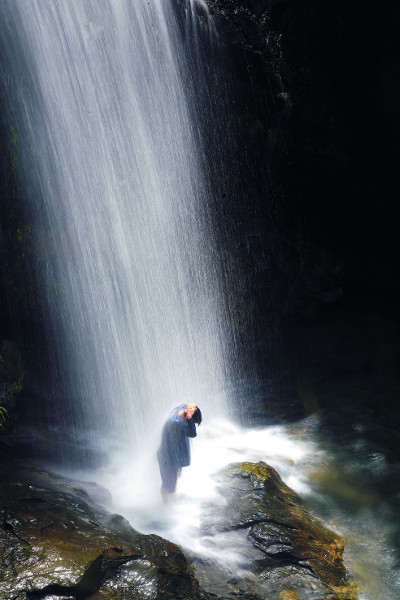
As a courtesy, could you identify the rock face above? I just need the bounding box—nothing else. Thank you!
[195,462,358,600]
[0,456,357,600]
[205,0,400,305]
[201,0,400,433]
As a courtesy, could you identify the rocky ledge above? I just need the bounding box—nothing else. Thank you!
[0,456,357,599]
[0,457,207,600]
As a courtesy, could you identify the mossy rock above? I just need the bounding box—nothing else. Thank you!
[198,461,358,600]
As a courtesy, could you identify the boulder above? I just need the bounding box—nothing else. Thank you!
[0,458,208,600]
[196,461,358,599]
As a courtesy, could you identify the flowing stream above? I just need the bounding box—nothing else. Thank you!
[1,2,399,599]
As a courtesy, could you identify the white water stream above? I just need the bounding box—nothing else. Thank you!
[0,0,228,455]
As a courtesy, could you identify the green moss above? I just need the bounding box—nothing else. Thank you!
[239,461,271,481]
[16,224,31,244]
[9,125,18,146]
[10,152,18,172]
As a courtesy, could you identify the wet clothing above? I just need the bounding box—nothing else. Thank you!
[157,404,197,493]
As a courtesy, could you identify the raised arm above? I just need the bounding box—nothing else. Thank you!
[186,417,197,438]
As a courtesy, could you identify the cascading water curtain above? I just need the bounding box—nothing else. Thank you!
[0,0,232,465]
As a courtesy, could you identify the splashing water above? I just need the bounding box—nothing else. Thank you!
[92,417,400,600]
[89,419,314,569]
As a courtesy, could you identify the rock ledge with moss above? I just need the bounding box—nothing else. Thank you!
[194,461,358,600]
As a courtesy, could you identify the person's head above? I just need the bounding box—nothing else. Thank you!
[192,406,202,425]
[185,403,202,424]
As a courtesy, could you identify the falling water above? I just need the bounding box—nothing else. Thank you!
[0,0,231,461]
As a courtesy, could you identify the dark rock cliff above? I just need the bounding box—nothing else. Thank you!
[204,0,400,423]
[205,0,400,306]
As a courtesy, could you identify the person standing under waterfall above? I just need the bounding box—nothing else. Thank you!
[157,403,202,502]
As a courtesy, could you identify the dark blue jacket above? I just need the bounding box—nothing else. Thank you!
[157,404,197,470]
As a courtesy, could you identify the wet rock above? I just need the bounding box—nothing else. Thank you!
[196,461,358,600]
[0,458,207,600]
[0,456,357,600]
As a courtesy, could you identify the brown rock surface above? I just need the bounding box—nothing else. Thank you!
[196,461,358,600]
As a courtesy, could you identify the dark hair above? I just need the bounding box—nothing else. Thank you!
[192,407,202,425]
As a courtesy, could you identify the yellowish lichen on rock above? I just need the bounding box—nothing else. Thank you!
[280,591,300,600]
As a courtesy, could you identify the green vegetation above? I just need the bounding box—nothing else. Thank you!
[0,340,24,432]
[10,125,18,146]
[0,406,8,429]
[0,380,23,432]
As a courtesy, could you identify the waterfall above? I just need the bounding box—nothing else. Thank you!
[2,5,400,598]
[0,0,232,463]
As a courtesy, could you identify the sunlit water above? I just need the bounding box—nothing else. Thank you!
[60,415,398,600]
